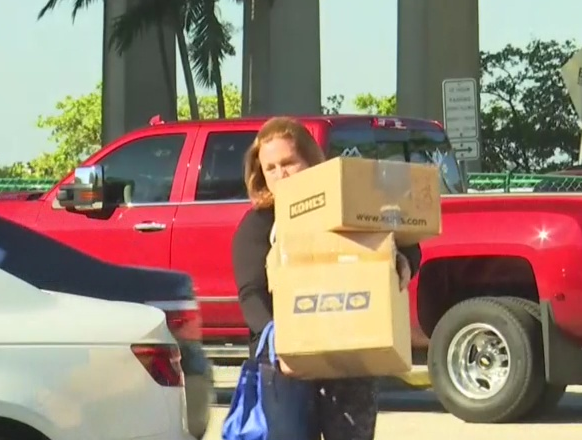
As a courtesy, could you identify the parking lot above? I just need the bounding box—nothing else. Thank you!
[207,367,582,439]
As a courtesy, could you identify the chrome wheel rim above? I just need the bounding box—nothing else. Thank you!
[446,323,511,400]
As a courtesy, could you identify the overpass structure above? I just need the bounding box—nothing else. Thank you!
[101,0,480,165]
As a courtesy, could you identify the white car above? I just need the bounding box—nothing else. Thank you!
[0,268,195,440]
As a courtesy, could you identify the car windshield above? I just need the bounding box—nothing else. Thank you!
[327,122,466,194]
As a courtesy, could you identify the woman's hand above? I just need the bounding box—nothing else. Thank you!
[278,358,297,377]
[396,251,412,291]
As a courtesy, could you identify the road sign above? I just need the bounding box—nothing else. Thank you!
[561,48,582,121]
[442,78,480,140]
[451,140,479,161]
[442,78,480,160]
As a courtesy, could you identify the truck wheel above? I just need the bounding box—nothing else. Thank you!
[493,296,566,418]
[428,297,545,423]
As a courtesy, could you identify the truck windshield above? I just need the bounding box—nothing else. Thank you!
[327,122,466,194]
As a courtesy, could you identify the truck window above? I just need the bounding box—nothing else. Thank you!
[328,124,465,194]
[195,131,258,201]
[98,134,186,204]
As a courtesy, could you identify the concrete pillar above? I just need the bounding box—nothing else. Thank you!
[242,0,321,116]
[396,0,481,171]
[101,0,177,145]
[396,0,429,118]
[241,0,271,116]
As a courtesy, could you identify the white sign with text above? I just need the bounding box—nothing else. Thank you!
[442,78,480,160]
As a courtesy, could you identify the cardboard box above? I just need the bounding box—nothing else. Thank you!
[266,231,412,379]
[273,156,442,245]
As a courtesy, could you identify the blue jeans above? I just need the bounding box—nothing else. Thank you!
[260,364,319,440]
[260,364,378,440]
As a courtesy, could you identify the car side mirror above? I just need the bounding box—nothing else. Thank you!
[56,165,105,211]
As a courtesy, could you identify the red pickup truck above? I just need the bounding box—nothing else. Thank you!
[2,115,582,424]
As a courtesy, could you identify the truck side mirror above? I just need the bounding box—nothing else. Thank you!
[56,165,105,211]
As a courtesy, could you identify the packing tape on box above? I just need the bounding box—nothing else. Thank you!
[374,160,412,229]
[269,231,399,269]
[274,251,391,266]
[374,159,413,199]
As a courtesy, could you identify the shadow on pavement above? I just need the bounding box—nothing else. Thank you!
[216,388,236,406]
[526,392,582,424]
[378,390,582,424]
[215,387,445,412]
[377,390,444,413]
[215,387,582,424]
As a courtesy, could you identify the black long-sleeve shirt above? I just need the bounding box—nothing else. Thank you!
[231,206,422,359]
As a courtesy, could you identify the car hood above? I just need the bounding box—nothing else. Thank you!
[0,269,174,345]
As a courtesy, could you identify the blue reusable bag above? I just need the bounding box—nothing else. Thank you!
[222,321,276,440]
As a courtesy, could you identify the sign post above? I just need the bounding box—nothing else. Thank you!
[442,78,481,163]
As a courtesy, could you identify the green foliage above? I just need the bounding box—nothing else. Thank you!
[30,83,103,178]
[480,39,580,173]
[324,93,397,116]
[353,93,396,115]
[322,94,345,115]
[186,83,242,119]
[13,83,243,179]
[0,162,33,178]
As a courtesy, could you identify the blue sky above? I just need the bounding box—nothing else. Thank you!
[1,0,581,166]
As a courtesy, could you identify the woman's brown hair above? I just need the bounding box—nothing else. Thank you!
[244,117,325,209]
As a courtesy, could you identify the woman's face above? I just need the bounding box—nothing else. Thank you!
[258,137,309,195]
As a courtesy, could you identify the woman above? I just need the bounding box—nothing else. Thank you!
[231,116,422,440]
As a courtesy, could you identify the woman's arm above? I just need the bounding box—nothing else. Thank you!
[231,210,274,334]
[397,243,422,278]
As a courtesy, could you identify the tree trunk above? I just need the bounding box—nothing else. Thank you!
[177,29,200,119]
[155,20,178,118]
[214,63,225,118]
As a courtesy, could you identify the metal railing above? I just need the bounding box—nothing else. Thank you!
[0,178,56,193]
[467,173,582,193]
[3,173,582,194]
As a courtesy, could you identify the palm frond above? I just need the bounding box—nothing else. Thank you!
[108,0,181,55]
[38,0,97,22]
[37,0,60,19]
[182,0,198,30]
[187,0,235,88]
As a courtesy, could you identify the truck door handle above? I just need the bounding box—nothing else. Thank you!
[133,222,166,232]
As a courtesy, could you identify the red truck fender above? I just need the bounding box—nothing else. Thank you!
[412,201,582,344]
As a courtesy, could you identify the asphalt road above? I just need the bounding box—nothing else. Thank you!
[206,377,582,439]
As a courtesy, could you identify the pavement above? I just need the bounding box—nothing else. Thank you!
[207,365,582,439]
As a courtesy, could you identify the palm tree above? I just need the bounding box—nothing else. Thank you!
[188,0,235,118]
[38,0,235,120]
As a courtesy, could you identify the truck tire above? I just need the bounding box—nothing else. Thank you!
[493,296,566,418]
[427,296,546,423]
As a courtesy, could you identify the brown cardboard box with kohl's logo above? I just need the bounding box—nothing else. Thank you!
[266,230,412,379]
[273,156,442,245]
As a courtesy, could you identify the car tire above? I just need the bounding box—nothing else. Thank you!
[427,296,546,423]
[493,296,566,418]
